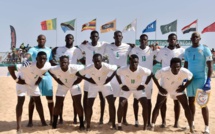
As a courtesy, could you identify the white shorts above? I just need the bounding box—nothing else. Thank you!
[83,80,90,92]
[110,76,121,97]
[16,84,28,96]
[158,91,184,100]
[143,78,153,99]
[28,85,41,96]
[88,83,113,98]
[56,84,82,97]
[120,90,146,100]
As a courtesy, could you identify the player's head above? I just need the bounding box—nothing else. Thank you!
[170,57,181,75]
[139,34,148,46]
[36,51,47,66]
[92,53,102,69]
[191,32,201,45]
[168,33,177,46]
[90,30,99,43]
[37,34,46,47]
[65,34,74,46]
[129,54,139,70]
[59,55,69,70]
[114,30,123,42]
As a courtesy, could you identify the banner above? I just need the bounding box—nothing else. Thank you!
[100,19,116,33]
[10,25,16,49]
[142,20,156,33]
[135,40,192,46]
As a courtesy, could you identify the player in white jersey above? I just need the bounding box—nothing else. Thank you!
[78,31,108,124]
[49,55,85,130]
[151,58,194,133]
[116,54,152,130]
[104,30,131,125]
[129,34,158,127]
[52,34,83,124]
[76,53,118,130]
[155,33,185,128]
[8,51,51,133]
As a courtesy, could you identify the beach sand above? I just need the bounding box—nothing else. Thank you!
[0,76,214,134]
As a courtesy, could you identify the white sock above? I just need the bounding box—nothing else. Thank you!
[205,126,210,132]
[135,120,139,124]
[192,121,195,126]
[152,123,155,127]
[118,123,121,127]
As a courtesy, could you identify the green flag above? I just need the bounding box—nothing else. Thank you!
[160,20,177,34]
[61,19,76,33]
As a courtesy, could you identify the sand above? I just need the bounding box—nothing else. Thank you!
[0,76,214,134]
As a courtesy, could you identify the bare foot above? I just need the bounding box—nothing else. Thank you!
[26,122,33,127]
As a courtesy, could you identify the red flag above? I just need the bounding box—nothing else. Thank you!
[202,22,215,34]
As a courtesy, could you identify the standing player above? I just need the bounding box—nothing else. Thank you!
[129,34,158,127]
[76,53,118,130]
[52,34,83,124]
[8,51,51,133]
[49,55,85,130]
[104,30,131,125]
[184,32,213,133]
[155,33,185,128]
[24,35,55,126]
[151,58,194,133]
[78,31,107,124]
[116,54,152,130]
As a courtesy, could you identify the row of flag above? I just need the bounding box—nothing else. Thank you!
[40,18,215,34]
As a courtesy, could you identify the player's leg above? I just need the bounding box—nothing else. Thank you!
[133,98,139,127]
[32,96,47,126]
[176,94,194,133]
[16,96,25,131]
[73,101,77,124]
[202,106,209,133]
[160,99,167,128]
[147,99,152,127]
[151,94,167,129]
[27,97,34,127]
[70,85,84,130]
[83,91,88,120]
[145,84,153,128]
[46,96,53,124]
[106,95,116,129]
[173,99,180,128]
[98,91,105,124]
[139,97,148,130]
[52,96,64,129]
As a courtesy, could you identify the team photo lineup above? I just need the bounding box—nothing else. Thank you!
[8,30,213,134]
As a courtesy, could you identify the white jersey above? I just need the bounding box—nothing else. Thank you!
[16,62,51,86]
[49,64,84,88]
[78,42,107,65]
[156,47,185,68]
[55,46,83,64]
[117,65,151,90]
[130,46,158,70]
[79,62,117,86]
[155,66,193,93]
[104,43,131,67]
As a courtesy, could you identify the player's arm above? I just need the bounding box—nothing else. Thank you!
[152,73,167,95]
[35,75,43,85]
[51,47,58,65]
[75,72,96,84]
[116,70,129,91]
[48,70,64,85]
[137,73,153,91]
[104,70,117,85]
[184,61,188,69]
[176,77,193,93]
[7,65,26,84]
[73,77,83,85]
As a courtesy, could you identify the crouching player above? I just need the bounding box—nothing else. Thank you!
[49,55,85,130]
[76,53,118,130]
[116,54,152,130]
[151,58,194,133]
[8,51,51,133]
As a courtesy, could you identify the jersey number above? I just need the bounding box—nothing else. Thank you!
[142,56,146,61]
[131,79,135,84]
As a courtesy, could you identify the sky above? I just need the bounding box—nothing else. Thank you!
[0,0,215,52]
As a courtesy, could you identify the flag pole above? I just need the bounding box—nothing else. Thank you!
[176,19,178,36]
[56,18,58,47]
[75,18,78,46]
[155,19,157,40]
[196,19,198,32]
[135,18,137,44]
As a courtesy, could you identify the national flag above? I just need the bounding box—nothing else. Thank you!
[122,19,136,32]
[202,22,215,34]
[61,19,76,33]
[181,20,197,34]
[100,19,116,33]
[142,20,156,33]
[41,18,57,30]
[160,20,177,34]
[81,19,96,31]
[10,25,16,49]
